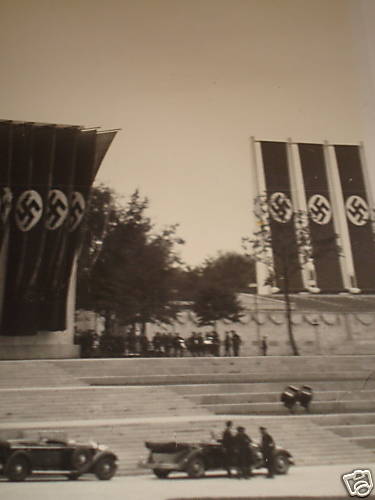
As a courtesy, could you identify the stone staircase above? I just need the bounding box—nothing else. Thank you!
[51,356,375,385]
[0,360,85,388]
[0,355,375,475]
[0,386,211,423]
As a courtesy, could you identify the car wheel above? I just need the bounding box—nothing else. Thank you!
[6,455,31,482]
[186,457,205,478]
[71,448,92,472]
[67,473,81,480]
[273,454,290,475]
[153,469,170,479]
[94,456,117,480]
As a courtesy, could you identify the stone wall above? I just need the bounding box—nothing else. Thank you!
[145,307,375,356]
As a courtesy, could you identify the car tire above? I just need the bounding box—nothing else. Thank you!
[71,448,92,472]
[67,473,81,480]
[273,453,290,475]
[186,457,205,478]
[153,469,170,479]
[93,456,117,480]
[6,455,31,482]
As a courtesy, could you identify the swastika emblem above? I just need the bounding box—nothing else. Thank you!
[46,189,68,230]
[269,192,293,223]
[15,190,43,231]
[69,191,86,232]
[308,194,332,225]
[0,187,12,224]
[346,195,369,226]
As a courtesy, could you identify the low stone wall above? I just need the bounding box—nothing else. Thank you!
[0,331,80,360]
[145,309,375,356]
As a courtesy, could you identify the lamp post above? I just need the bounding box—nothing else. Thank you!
[249,283,260,354]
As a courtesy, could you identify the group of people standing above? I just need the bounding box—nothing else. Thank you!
[143,330,243,358]
[222,421,275,479]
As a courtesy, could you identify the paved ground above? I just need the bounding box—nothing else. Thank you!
[2,463,375,500]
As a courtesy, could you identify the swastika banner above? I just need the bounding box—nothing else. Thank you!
[36,126,80,332]
[0,121,117,336]
[298,143,343,292]
[334,145,375,291]
[39,129,98,331]
[260,141,303,292]
[1,123,56,335]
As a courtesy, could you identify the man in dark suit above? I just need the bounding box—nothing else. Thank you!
[234,426,252,479]
[259,426,275,478]
[222,420,234,477]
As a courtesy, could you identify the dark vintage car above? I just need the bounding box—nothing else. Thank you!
[0,437,118,481]
[139,439,294,478]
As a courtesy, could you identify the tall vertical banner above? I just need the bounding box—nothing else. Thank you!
[0,122,12,251]
[0,121,117,336]
[39,129,98,331]
[1,124,56,335]
[298,143,343,292]
[334,145,375,291]
[36,126,80,331]
[260,141,303,291]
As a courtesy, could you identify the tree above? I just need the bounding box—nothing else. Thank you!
[198,252,256,292]
[190,252,255,326]
[192,285,244,326]
[243,195,340,356]
[77,186,185,335]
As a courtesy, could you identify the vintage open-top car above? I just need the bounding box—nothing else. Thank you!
[139,438,294,478]
[0,436,118,481]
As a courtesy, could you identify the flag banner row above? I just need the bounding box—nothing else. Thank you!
[0,121,117,336]
[258,140,375,293]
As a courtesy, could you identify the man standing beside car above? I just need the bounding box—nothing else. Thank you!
[222,420,235,477]
[234,426,252,479]
[260,426,275,478]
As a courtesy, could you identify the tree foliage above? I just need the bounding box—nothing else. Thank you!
[192,285,244,326]
[77,185,184,331]
[189,252,255,326]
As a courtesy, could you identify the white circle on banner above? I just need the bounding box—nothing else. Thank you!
[345,195,369,226]
[46,189,69,230]
[0,187,12,224]
[269,192,293,223]
[69,191,86,231]
[308,194,332,225]
[15,190,43,231]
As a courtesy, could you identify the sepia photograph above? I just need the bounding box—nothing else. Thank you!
[0,1,375,499]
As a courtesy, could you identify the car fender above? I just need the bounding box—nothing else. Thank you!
[91,451,118,468]
[4,451,32,474]
[273,449,294,466]
[183,449,206,469]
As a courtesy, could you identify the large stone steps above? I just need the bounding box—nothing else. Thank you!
[326,424,375,437]
[199,400,375,415]
[172,380,369,394]
[1,356,375,475]
[0,386,211,422]
[80,371,373,386]
[186,389,375,405]
[0,361,84,388]
[53,356,375,377]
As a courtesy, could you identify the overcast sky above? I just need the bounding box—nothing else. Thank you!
[0,0,373,266]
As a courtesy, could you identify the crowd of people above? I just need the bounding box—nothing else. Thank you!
[125,330,244,357]
[221,421,275,479]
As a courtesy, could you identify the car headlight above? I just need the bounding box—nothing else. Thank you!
[98,444,108,451]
